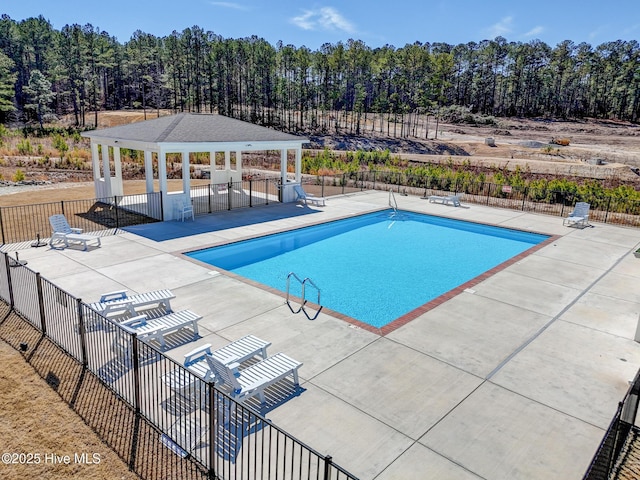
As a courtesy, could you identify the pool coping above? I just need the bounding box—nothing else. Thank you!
[177,207,559,336]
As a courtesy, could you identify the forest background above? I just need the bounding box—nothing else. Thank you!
[0,14,638,131]
[0,14,638,206]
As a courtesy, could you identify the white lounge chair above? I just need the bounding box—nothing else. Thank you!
[119,310,201,349]
[89,289,175,318]
[428,193,462,207]
[206,352,302,404]
[49,214,101,251]
[162,335,271,395]
[294,185,326,207]
[563,202,591,228]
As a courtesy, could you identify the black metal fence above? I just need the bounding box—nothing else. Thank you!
[0,192,163,245]
[308,170,640,228]
[0,251,358,480]
[583,369,640,480]
[190,178,280,215]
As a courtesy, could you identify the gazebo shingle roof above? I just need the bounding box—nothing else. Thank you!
[82,113,307,144]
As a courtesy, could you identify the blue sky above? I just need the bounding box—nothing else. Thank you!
[3,0,639,48]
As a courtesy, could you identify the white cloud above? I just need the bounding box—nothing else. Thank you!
[523,26,545,38]
[485,16,514,38]
[290,7,355,34]
[209,2,248,10]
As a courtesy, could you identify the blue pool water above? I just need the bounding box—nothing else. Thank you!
[186,210,549,328]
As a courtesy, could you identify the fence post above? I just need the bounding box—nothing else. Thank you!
[604,196,612,224]
[321,176,325,198]
[4,253,14,309]
[522,187,528,211]
[61,200,65,217]
[131,333,141,414]
[0,207,5,245]
[35,273,47,335]
[159,191,164,221]
[265,178,270,205]
[249,178,253,207]
[114,196,120,229]
[76,298,88,367]
[227,181,233,211]
[208,382,217,479]
[323,455,333,480]
[373,171,377,191]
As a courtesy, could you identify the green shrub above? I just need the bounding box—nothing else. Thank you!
[52,133,69,156]
[12,169,25,182]
[17,139,32,155]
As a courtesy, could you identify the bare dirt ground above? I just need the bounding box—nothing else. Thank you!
[0,338,138,480]
[1,112,638,203]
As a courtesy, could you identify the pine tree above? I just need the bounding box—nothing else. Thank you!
[24,69,54,130]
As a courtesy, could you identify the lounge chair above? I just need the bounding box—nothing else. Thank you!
[294,185,326,207]
[162,335,271,394]
[563,202,591,228]
[206,352,302,404]
[49,214,101,251]
[89,289,175,318]
[428,193,462,207]
[119,310,201,349]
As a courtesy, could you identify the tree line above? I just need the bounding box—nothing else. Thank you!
[0,14,638,135]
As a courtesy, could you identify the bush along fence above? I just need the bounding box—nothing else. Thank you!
[4,169,640,249]
[583,369,640,480]
[307,170,640,228]
[0,251,358,480]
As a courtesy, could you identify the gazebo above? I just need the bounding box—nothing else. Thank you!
[82,113,310,220]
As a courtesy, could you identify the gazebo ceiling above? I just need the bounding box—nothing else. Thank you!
[82,113,309,145]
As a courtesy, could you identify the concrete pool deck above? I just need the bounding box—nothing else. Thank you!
[12,190,640,479]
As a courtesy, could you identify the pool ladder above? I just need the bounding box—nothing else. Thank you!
[286,272,322,320]
[388,190,398,217]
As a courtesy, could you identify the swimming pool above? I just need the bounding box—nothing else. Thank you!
[186,210,549,328]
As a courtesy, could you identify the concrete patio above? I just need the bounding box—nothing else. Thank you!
[12,190,640,480]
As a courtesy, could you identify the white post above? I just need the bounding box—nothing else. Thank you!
[295,147,301,183]
[209,150,215,185]
[280,149,287,184]
[91,142,100,180]
[635,312,640,343]
[144,151,154,192]
[113,146,123,197]
[101,144,112,198]
[236,150,242,181]
[182,151,191,195]
[158,150,168,220]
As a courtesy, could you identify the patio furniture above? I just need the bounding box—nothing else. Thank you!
[119,310,202,349]
[563,202,590,228]
[48,214,101,251]
[89,289,175,318]
[178,199,194,222]
[206,352,302,404]
[294,185,326,207]
[162,335,272,395]
[428,193,462,207]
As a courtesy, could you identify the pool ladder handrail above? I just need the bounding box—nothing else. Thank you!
[286,272,322,320]
[388,190,398,216]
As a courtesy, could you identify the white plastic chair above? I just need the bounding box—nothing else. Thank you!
[178,199,194,221]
